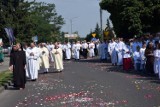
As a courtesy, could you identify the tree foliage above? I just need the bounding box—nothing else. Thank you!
[100,0,160,38]
[0,0,64,43]
[85,23,101,42]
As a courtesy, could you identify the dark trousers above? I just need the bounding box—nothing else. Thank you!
[83,49,88,59]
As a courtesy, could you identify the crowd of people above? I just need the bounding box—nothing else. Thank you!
[9,42,64,90]
[8,34,160,90]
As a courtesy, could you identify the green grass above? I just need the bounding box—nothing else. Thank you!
[0,71,12,86]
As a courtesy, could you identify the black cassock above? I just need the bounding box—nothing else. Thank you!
[10,51,26,88]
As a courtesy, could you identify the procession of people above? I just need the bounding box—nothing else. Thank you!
[8,34,160,90]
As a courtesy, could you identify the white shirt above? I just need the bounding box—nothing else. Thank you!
[75,43,81,51]
[82,43,88,49]
[89,43,95,49]
[108,42,117,53]
[133,51,141,63]
[115,41,125,52]
[123,45,131,58]
[140,48,146,64]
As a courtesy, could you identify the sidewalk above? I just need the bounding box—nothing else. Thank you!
[0,57,9,72]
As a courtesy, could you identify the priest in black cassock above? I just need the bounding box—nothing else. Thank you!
[9,43,26,90]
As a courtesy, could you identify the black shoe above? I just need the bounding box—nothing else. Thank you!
[32,79,37,81]
[57,71,62,73]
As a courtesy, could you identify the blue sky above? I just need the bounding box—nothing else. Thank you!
[28,0,110,37]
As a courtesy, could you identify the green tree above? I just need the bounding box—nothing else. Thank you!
[100,0,160,38]
[85,23,101,41]
[0,0,64,43]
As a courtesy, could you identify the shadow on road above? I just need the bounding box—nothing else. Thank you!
[76,58,160,85]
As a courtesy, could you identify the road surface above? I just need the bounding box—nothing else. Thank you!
[0,59,160,107]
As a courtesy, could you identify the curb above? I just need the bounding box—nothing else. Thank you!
[0,80,12,93]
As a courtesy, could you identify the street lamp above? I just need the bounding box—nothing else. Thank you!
[66,17,78,42]
[69,17,78,34]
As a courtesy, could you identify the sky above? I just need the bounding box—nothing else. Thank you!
[28,0,110,37]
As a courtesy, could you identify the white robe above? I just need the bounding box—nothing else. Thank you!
[154,50,159,74]
[89,43,95,57]
[82,43,88,50]
[26,47,39,80]
[74,43,81,59]
[52,48,63,71]
[100,43,108,60]
[65,44,71,59]
[72,44,76,58]
[140,48,146,70]
[115,41,125,65]
[108,42,117,64]
[40,47,50,69]
[98,43,102,59]
[122,45,131,58]
[154,50,160,79]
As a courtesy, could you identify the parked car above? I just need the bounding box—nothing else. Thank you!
[2,45,11,56]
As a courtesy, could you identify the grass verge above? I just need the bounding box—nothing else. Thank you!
[0,70,12,87]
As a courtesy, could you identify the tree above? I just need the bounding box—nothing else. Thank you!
[100,0,160,38]
[85,23,101,41]
[0,0,64,43]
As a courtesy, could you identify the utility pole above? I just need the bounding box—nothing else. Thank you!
[100,3,103,41]
[67,17,78,42]
[70,19,73,35]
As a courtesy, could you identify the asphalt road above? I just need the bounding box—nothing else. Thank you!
[0,59,160,107]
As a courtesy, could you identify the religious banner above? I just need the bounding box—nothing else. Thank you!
[104,31,109,39]
[92,33,96,38]
[32,36,38,42]
[4,28,15,43]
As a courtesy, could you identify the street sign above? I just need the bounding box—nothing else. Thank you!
[64,34,78,39]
